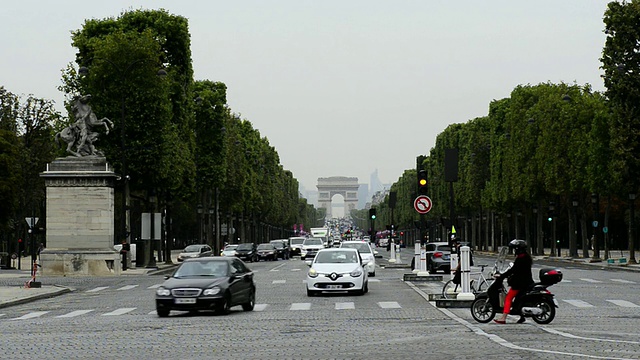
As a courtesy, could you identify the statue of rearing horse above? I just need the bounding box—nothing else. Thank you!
[55,94,113,157]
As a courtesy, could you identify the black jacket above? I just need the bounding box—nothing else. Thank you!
[499,253,534,290]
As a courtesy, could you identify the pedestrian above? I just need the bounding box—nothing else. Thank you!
[493,239,534,324]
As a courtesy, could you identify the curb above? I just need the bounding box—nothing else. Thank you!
[0,286,73,310]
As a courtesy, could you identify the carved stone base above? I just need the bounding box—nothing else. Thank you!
[40,250,121,276]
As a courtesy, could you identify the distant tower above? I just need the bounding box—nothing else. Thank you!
[369,169,383,198]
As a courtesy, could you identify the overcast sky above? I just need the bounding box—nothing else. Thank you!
[2,0,611,194]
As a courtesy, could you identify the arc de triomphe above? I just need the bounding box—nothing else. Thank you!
[317,177,359,218]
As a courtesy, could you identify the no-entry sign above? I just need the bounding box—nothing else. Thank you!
[414,195,432,214]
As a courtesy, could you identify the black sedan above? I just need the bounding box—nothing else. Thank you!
[155,257,256,317]
[235,243,258,262]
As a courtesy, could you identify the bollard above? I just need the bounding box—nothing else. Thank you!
[395,244,402,264]
[413,243,421,273]
[388,239,397,263]
[457,246,474,300]
[417,246,429,276]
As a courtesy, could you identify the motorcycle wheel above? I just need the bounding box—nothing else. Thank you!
[470,297,495,323]
[531,299,556,324]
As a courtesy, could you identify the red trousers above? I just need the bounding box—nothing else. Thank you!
[503,288,520,314]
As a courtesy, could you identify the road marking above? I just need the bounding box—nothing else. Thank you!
[253,304,268,312]
[86,286,109,293]
[272,280,286,284]
[102,308,136,316]
[580,278,602,283]
[606,300,639,308]
[147,284,162,289]
[378,301,401,309]
[148,310,157,315]
[369,279,380,282]
[270,263,286,272]
[290,303,311,311]
[335,302,355,310]
[57,310,94,318]
[563,299,594,308]
[0,314,5,317]
[13,311,49,320]
[117,285,139,291]
[611,279,635,284]
[291,268,301,271]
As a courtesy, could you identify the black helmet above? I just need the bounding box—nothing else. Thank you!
[509,239,527,254]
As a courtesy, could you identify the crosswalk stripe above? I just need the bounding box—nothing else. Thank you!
[272,280,286,284]
[290,303,311,311]
[378,301,401,309]
[335,302,355,310]
[291,269,301,271]
[606,300,639,308]
[253,304,268,312]
[102,308,136,316]
[86,286,109,293]
[0,314,4,317]
[611,279,636,284]
[13,311,49,320]
[57,310,94,318]
[147,284,162,289]
[580,278,602,283]
[117,285,139,291]
[369,279,380,282]
[563,299,593,308]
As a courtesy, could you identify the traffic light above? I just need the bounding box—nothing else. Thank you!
[369,208,377,220]
[418,170,428,194]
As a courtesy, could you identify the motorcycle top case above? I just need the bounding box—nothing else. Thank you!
[539,268,563,285]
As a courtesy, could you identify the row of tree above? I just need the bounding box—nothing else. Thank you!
[0,9,321,258]
[361,1,640,263]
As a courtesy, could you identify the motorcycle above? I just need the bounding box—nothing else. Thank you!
[470,248,562,325]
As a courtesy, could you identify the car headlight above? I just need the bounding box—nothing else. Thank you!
[308,268,318,278]
[350,269,363,277]
[156,287,171,296]
[203,287,221,296]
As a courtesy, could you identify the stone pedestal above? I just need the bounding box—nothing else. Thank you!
[40,157,121,276]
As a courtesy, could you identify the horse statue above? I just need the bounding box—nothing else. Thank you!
[55,94,114,157]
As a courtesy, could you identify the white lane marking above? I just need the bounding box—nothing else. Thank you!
[272,280,286,284]
[86,286,108,293]
[606,300,639,308]
[13,311,49,320]
[378,301,401,309]
[406,281,635,360]
[369,279,380,282]
[611,279,635,284]
[102,308,136,316]
[291,268,301,271]
[290,303,311,311]
[270,263,286,272]
[541,327,640,345]
[147,284,162,289]
[117,285,139,291]
[253,304,268,312]
[0,314,5,317]
[563,299,594,308]
[335,302,355,310]
[148,310,158,315]
[580,278,602,283]
[57,310,94,318]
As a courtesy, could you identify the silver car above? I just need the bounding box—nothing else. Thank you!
[340,241,377,277]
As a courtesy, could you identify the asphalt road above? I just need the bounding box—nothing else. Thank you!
[0,254,638,360]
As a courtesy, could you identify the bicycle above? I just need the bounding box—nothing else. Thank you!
[442,264,493,299]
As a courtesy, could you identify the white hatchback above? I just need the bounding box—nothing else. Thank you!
[305,248,369,296]
[340,241,377,277]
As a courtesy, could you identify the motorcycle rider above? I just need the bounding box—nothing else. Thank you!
[493,239,534,324]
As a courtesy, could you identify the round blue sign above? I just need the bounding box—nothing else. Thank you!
[592,221,598,228]
[603,227,608,234]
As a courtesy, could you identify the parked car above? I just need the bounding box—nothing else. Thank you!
[155,257,255,317]
[269,239,290,259]
[305,248,369,296]
[256,243,278,261]
[377,238,388,248]
[288,237,305,256]
[340,241,377,277]
[220,244,238,257]
[235,243,258,262]
[425,242,452,274]
[177,244,212,262]
[301,237,325,260]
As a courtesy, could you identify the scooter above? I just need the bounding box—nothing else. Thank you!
[470,266,562,324]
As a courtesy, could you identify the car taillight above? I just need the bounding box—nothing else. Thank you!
[434,252,443,258]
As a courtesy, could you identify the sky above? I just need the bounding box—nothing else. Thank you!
[2,0,612,196]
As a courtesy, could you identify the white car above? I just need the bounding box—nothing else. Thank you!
[220,244,238,257]
[305,248,369,296]
[177,244,212,262]
[288,237,305,256]
[340,241,377,277]
[300,237,325,260]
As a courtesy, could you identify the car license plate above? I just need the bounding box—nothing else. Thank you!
[326,285,341,289]
[443,255,450,260]
[175,298,196,304]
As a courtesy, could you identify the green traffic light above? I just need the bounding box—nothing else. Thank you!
[371,215,376,220]
[548,217,552,222]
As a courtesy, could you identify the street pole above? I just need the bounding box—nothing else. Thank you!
[592,193,601,261]
[629,193,636,264]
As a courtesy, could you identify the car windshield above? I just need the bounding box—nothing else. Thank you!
[224,245,237,251]
[257,244,274,250]
[290,238,304,245]
[236,243,253,250]
[174,261,228,277]
[270,241,284,248]
[183,245,203,253]
[303,238,323,246]
[341,243,371,253]
[315,251,359,264]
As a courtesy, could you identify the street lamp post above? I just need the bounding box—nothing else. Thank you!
[197,204,204,243]
[571,199,578,258]
[629,193,637,264]
[591,193,601,261]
